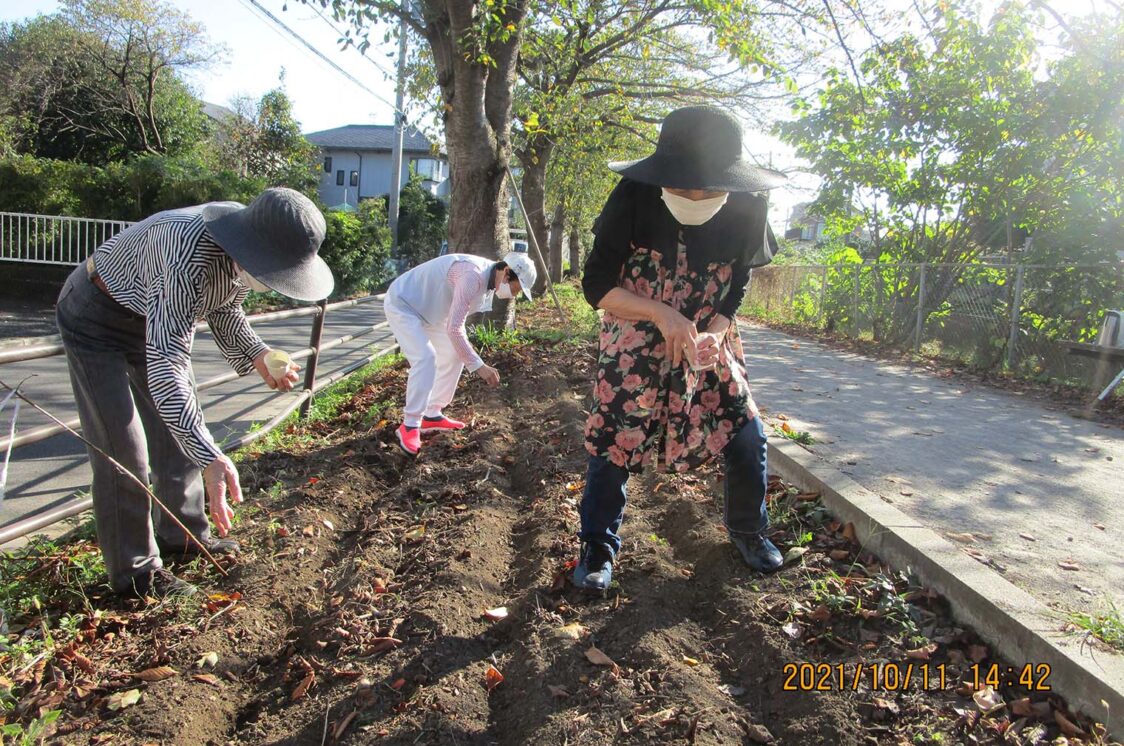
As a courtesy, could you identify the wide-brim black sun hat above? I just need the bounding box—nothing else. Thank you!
[609,106,788,193]
[202,187,335,302]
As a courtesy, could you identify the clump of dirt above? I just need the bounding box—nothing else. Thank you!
[7,326,1116,745]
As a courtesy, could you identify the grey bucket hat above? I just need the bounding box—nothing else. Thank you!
[609,106,787,193]
[202,187,335,301]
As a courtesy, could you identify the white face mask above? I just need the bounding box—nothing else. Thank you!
[236,267,271,293]
[495,282,515,300]
[660,189,729,225]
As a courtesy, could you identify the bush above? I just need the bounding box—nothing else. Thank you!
[397,176,447,267]
[319,198,392,298]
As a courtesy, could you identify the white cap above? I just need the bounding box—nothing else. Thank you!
[502,251,537,301]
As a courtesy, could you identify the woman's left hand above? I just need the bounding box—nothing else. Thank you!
[694,332,723,370]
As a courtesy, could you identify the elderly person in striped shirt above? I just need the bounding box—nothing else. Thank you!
[384,250,537,456]
[56,187,334,599]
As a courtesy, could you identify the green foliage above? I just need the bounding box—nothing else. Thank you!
[217,89,319,193]
[0,708,61,745]
[320,198,393,297]
[777,1,1124,345]
[0,152,266,220]
[1068,600,1124,653]
[0,0,219,164]
[396,176,447,267]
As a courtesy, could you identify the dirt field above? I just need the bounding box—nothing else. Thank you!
[3,299,1116,745]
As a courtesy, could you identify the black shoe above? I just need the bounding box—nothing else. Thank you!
[731,533,783,573]
[130,568,198,599]
[572,542,614,591]
[157,536,240,558]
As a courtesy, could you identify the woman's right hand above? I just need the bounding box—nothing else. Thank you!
[651,304,698,367]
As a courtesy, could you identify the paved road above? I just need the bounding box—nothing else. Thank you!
[742,323,1124,614]
[0,303,393,534]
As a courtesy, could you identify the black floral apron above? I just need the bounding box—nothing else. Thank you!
[584,232,757,473]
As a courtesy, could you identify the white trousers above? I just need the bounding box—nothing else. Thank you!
[384,294,465,428]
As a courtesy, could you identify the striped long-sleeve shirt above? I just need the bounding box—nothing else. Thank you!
[91,206,268,467]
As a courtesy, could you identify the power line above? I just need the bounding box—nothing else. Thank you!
[236,0,402,115]
[304,2,399,82]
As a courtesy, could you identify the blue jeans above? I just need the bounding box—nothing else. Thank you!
[579,417,770,555]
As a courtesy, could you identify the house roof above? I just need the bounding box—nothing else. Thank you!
[202,101,238,124]
[305,124,440,154]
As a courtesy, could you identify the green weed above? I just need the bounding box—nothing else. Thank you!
[1069,600,1124,652]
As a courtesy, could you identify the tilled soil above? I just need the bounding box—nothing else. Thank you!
[11,333,1116,745]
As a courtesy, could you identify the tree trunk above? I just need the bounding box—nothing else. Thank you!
[548,202,565,284]
[568,225,582,278]
[425,0,529,327]
[516,133,553,295]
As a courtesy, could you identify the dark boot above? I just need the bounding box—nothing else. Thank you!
[572,542,614,592]
[731,533,783,573]
[128,567,198,599]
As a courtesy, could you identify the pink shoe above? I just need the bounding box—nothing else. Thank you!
[396,424,421,455]
[420,415,466,431]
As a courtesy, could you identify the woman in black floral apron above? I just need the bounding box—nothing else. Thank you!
[574,106,787,591]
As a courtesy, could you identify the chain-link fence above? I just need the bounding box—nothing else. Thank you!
[742,262,1124,394]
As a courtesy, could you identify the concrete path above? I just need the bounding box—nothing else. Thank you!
[742,323,1124,615]
[1,303,394,534]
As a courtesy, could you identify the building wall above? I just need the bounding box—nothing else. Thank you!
[316,149,448,207]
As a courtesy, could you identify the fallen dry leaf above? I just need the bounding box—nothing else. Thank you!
[829,549,850,561]
[1057,560,1081,571]
[967,644,988,663]
[807,605,832,623]
[196,652,219,669]
[782,622,803,640]
[947,532,976,544]
[841,522,857,542]
[390,677,407,690]
[1019,533,1036,542]
[322,519,335,531]
[1093,523,1105,531]
[485,665,504,691]
[292,671,314,701]
[906,643,938,661]
[133,666,177,682]
[1055,710,1084,737]
[972,686,1005,714]
[681,655,700,666]
[402,525,426,544]
[1011,697,1033,717]
[782,546,808,565]
[483,607,508,622]
[106,688,142,711]
[555,623,587,640]
[585,646,617,669]
[548,684,570,698]
[191,673,221,687]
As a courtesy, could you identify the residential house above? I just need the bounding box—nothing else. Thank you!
[784,201,827,243]
[305,124,449,209]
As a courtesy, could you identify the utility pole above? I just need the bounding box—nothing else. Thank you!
[388,0,409,257]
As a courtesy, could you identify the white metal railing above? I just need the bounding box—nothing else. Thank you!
[0,212,136,266]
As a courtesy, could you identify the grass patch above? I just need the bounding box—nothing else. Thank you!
[237,351,403,456]
[773,422,815,445]
[1069,601,1124,652]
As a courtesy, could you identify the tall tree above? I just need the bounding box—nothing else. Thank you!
[313,0,528,324]
[218,88,318,192]
[0,0,219,163]
[778,0,1124,343]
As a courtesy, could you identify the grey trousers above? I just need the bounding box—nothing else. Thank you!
[56,265,210,592]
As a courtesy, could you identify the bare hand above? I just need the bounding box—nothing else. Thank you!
[652,305,699,367]
[694,332,722,370]
[476,364,501,387]
[203,455,242,537]
[253,350,302,392]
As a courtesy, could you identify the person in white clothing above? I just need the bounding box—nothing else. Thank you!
[384,251,537,455]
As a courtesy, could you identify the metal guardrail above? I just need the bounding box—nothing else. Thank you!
[0,212,135,266]
[0,292,395,544]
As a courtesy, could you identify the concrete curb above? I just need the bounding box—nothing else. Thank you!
[767,437,1124,738]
